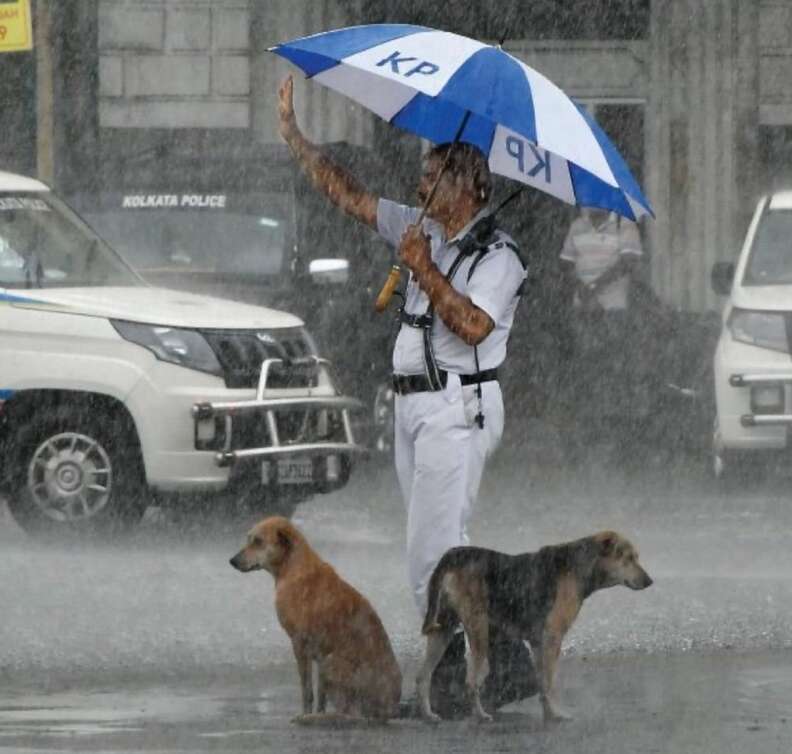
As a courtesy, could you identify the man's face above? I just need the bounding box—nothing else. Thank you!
[417,155,461,217]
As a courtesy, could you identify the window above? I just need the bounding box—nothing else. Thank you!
[745,209,792,286]
[0,193,139,289]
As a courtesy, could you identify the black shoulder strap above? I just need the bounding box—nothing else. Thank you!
[416,219,525,390]
[467,248,488,283]
[420,249,468,390]
[465,232,527,299]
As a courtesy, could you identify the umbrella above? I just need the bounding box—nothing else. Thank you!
[271,23,653,221]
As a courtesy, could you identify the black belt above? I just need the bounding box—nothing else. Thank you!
[392,368,498,396]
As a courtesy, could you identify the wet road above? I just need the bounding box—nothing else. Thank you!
[2,441,792,752]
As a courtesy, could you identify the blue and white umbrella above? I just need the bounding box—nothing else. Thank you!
[272,24,653,221]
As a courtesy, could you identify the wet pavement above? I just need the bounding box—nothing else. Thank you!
[2,441,792,752]
[1,652,791,754]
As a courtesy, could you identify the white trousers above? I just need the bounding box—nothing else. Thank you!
[394,372,504,616]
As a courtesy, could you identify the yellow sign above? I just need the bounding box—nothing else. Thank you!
[0,0,32,54]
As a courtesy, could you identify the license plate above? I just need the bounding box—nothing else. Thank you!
[263,457,314,484]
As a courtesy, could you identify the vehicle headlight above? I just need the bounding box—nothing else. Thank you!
[728,309,789,354]
[111,320,223,376]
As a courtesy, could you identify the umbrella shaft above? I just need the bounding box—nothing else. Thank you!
[416,110,472,225]
[375,110,470,314]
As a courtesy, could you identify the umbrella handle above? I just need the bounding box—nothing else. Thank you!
[374,265,402,313]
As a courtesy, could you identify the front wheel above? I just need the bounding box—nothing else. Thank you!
[6,405,149,538]
[711,418,767,490]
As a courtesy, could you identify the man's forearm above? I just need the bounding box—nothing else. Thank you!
[412,263,493,346]
[283,128,376,228]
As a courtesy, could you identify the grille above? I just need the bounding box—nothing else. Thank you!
[200,328,314,389]
[230,408,346,450]
[196,404,347,452]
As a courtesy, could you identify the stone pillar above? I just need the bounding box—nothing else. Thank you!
[645,0,672,308]
[648,0,758,312]
[35,0,54,184]
[733,0,761,236]
[0,50,36,176]
[53,0,100,194]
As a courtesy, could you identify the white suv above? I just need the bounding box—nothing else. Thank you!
[0,171,362,536]
[712,191,792,480]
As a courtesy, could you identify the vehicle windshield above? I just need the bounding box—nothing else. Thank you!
[82,192,292,279]
[744,208,792,285]
[0,193,141,289]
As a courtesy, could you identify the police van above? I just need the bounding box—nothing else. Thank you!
[711,191,792,481]
[0,170,363,536]
[68,135,401,458]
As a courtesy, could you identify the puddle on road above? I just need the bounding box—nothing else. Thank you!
[0,686,278,741]
[1,656,791,753]
[738,665,792,719]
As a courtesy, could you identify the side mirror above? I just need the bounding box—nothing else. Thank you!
[711,261,735,296]
[308,258,349,285]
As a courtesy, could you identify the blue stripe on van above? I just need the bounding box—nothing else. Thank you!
[0,292,43,304]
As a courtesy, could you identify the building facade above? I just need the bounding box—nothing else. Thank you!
[3,0,791,311]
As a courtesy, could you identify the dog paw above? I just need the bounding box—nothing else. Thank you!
[474,711,494,724]
[543,709,573,725]
[421,711,442,725]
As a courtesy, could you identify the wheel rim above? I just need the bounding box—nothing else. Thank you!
[26,432,113,523]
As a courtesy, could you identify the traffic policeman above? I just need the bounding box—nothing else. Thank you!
[277,75,531,714]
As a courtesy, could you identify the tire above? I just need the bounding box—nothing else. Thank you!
[711,418,767,490]
[6,404,148,539]
[712,450,767,490]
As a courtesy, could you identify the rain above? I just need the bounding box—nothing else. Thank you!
[2,1,792,752]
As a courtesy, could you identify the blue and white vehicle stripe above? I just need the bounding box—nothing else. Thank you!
[2,297,28,407]
[1,291,41,303]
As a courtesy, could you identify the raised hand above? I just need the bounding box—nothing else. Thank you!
[278,75,298,142]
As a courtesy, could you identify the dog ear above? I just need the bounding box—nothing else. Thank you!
[599,534,616,556]
[276,526,293,551]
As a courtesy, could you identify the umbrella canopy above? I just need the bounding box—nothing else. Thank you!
[272,24,653,221]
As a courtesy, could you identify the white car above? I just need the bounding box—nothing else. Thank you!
[712,191,792,480]
[0,171,363,536]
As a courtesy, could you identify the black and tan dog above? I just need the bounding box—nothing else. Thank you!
[416,530,652,724]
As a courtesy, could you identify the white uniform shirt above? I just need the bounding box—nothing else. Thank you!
[377,198,526,376]
[560,211,642,310]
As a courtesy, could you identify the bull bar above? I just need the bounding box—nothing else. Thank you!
[729,372,792,427]
[191,357,366,467]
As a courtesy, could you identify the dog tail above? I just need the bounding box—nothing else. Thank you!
[421,560,448,635]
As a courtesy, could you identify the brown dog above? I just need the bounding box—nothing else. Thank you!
[417,530,652,724]
[230,516,402,723]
